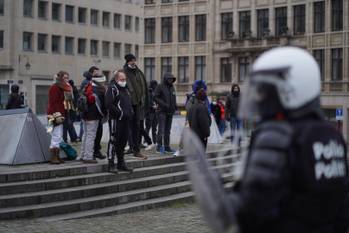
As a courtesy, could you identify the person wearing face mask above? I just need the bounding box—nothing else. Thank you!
[154,72,177,154]
[123,54,148,159]
[105,70,134,173]
[225,83,241,142]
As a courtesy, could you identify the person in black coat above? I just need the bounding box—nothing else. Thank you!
[145,80,158,145]
[188,88,211,148]
[154,73,177,154]
[6,84,23,109]
[105,70,133,173]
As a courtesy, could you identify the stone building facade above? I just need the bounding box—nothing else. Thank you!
[0,0,142,114]
[141,0,349,139]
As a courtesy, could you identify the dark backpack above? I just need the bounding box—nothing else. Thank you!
[76,94,88,113]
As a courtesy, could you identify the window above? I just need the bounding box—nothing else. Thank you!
[0,31,3,48]
[78,7,87,24]
[91,9,99,25]
[331,48,342,80]
[332,0,343,31]
[124,43,132,55]
[314,1,325,33]
[36,85,50,114]
[65,5,74,23]
[90,40,98,56]
[145,18,155,44]
[102,41,110,57]
[78,38,86,54]
[114,13,121,29]
[144,58,156,82]
[161,17,172,43]
[238,57,249,82]
[257,9,269,38]
[135,17,140,32]
[195,15,206,41]
[293,5,305,35]
[161,57,172,78]
[220,58,232,82]
[178,57,189,83]
[195,56,206,81]
[52,35,61,53]
[145,0,155,4]
[275,7,288,36]
[103,12,110,28]
[65,37,74,55]
[221,12,233,40]
[239,11,251,38]
[135,44,139,58]
[313,50,324,80]
[23,0,33,17]
[125,15,132,31]
[113,42,121,58]
[52,3,61,21]
[162,0,173,3]
[37,33,47,52]
[178,16,189,42]
[0,85,9,109]
[23,32,33,51]
[38,1,48,19]
[0,0,4,15]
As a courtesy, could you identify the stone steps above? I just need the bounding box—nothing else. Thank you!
[0,149,238,220]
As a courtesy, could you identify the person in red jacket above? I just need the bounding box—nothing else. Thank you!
[47,71,73,164]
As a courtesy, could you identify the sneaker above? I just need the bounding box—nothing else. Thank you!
[144,143,155,151]
[140,144,146,149]
[124,145,130,151]
[164,148,176,155]
[117,164,133,173]
[94,151,106,160]
[173,150,181,157]
[156,146,165,154]
[133,152,148,160]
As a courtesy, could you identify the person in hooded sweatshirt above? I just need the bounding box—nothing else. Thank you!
[105,70,133,173]
[154,73,177,154]
[6,84,23,109]
[188,88,211,149]
[123,53,148,159]
[145,80,159,145]
[225,83,241,142]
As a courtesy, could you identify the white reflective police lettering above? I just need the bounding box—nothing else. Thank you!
[313,140,346,180]
[312,140,345,160]
[315,160,346,180]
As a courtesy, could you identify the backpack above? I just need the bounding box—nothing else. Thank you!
[59,142,77,160]
[77,83,89,113]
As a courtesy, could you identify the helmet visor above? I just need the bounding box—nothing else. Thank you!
[238,72,289,121]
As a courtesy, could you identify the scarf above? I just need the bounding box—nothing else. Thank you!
[55,76,75,110]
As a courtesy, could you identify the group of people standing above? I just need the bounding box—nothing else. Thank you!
[47,54,179,173]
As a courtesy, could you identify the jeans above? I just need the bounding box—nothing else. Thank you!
[157,113,173,150]
[80,120,99,160]
[145,112,158,144]
[63,114,78,142]
[94,120,103,154]
[230,116,241,142]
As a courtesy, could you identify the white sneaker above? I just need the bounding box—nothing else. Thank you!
[174,150,181,157]
[124,145,130,151]
[145,143,155,151]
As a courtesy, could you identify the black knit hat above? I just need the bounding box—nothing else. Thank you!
[124,53,136,63]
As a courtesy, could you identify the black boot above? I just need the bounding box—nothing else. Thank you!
[108,159,118,173]
[117,155,133,173]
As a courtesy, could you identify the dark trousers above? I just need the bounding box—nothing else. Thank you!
[63,112,78,142]
[94,120,103,153]
[131,105,141,153]
[200,137,208,149]
[145,112,158,144]
[109,119,129,165]
[157,113,173,150]
[140,120,152,145]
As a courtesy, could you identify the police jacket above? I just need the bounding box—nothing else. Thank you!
[234,116,349,233]
[105,82,133,121]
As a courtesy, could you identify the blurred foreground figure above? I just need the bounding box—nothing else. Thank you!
[184,47,349,233]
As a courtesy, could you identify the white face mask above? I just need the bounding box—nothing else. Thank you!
[128,64,136,69]
[117,81,127,87]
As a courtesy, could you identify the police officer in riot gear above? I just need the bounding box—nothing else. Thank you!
[184,46,349,233]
